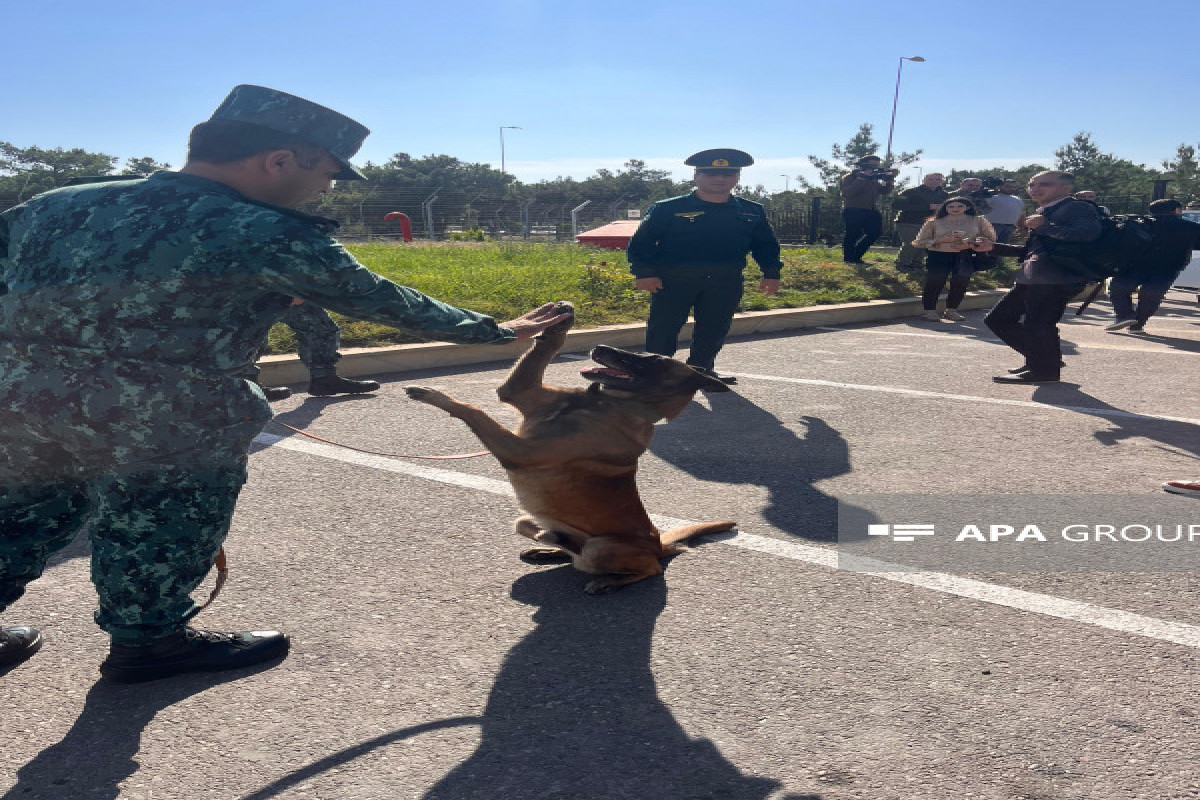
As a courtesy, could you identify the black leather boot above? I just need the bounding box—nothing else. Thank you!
[308,375,380,396]
[99,628,290,683]
[0,626,43,667]
[249,377,292,401]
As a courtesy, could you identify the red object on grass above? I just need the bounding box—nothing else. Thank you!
[575,219,642,250]
[383,212,413,242]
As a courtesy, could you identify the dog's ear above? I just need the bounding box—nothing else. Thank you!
[535,530,586,554]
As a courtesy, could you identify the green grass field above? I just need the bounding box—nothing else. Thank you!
[266,241,1011,353]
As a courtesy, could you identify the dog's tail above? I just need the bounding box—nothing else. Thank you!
[659,521,737,555]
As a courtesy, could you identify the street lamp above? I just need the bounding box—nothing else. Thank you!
[885,56,925,163]
[779,174,790,192]
[499,126,521,175]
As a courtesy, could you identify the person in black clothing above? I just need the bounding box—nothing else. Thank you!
[627,149,782,384]
[976,171,1102,384]
[1105,198,1200,332]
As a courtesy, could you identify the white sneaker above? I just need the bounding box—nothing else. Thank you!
[942,309,966,321]
[1163,479,1200,498]
[919,310,941,321]
[1105,319,1136,332]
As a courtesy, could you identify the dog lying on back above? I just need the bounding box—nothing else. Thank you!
[405,302,737,594]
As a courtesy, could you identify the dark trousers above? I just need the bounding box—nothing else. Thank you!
[984,282,1085,376]
[922,251,971,310]
[990,223,1016,244]
[842,208,882,263]
[1108,273,1176,323]
[645,275,744,371]
[246,303,342,381]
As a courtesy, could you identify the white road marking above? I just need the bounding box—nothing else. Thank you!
[814,324,1200,354]
[727,373,1200,427]
[255,431,1200,650]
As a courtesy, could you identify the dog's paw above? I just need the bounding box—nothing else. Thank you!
[519,547,573,564]
[534,301,576,340]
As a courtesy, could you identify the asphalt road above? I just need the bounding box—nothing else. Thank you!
[3,292,1199,800]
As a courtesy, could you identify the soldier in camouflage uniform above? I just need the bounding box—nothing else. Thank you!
[0,84,569,681]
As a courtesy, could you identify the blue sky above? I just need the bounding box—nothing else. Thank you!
[7,0,1199,192]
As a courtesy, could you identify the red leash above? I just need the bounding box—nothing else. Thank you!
[269,420,491,460]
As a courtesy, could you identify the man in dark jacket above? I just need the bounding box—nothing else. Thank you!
[839,155,897,265]
[892,172,948,271]
[1105,199,1200,332]
[978,171,1102,384]
[627,148,782,384]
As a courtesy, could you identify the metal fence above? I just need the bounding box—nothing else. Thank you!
[0,187,1170,247]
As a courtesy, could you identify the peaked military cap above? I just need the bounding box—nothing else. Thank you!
[209,85,370,181]
[685,148,754,172]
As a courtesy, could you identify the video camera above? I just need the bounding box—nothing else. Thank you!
[858,167,895,180]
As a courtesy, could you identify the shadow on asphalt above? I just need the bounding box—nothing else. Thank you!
[1,661,286,800]
[419,567,819,800]
[1030,383,1200,462]
[189,569,824,800]
[650,391,851,542]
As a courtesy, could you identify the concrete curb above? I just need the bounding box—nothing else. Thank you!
[258,290,1008,384]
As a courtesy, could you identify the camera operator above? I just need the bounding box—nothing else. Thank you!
[892,172,948,271]
[953,177,995,217]
[840,154,898,265]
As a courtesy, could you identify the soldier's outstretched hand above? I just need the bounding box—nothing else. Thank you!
[502,301,574,341]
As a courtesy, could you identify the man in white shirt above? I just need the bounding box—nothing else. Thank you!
[983,180,1025,243]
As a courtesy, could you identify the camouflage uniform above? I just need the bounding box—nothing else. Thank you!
[0,172,514,644]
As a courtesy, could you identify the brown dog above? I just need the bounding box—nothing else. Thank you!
[404,302,737,594]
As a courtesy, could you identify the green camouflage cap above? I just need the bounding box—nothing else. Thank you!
[209,85,370,180]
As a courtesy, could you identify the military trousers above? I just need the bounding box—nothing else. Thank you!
[645,274,744,371]
[247,302,342,380]
[0,416,259,645]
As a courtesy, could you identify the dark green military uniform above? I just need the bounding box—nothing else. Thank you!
[627,149,782,372]
[0,92,514,645]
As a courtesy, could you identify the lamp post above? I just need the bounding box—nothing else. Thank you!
[499,126,521,175]
[779,174,790,192]
[885,56,925,163]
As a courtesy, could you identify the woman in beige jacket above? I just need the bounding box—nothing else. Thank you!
[912,197,996,322]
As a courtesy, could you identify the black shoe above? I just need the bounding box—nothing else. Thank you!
[1007,360,1066,374]
[249,377,292,401]
[1129,323,1145,332]
[100,628,290,683]
[993,373,1060,384]
[0,626,43,667]
[691,367,737,386]
[309,375,381,396]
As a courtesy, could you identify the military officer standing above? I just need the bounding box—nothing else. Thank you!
[0,85,569,681]
[627,149,782,384]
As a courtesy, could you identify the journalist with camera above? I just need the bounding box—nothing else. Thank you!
[840,154,898,265]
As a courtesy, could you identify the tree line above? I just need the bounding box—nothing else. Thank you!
[4,124,1199,211]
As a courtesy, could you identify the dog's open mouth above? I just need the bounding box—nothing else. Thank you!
[580,366,635,385]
